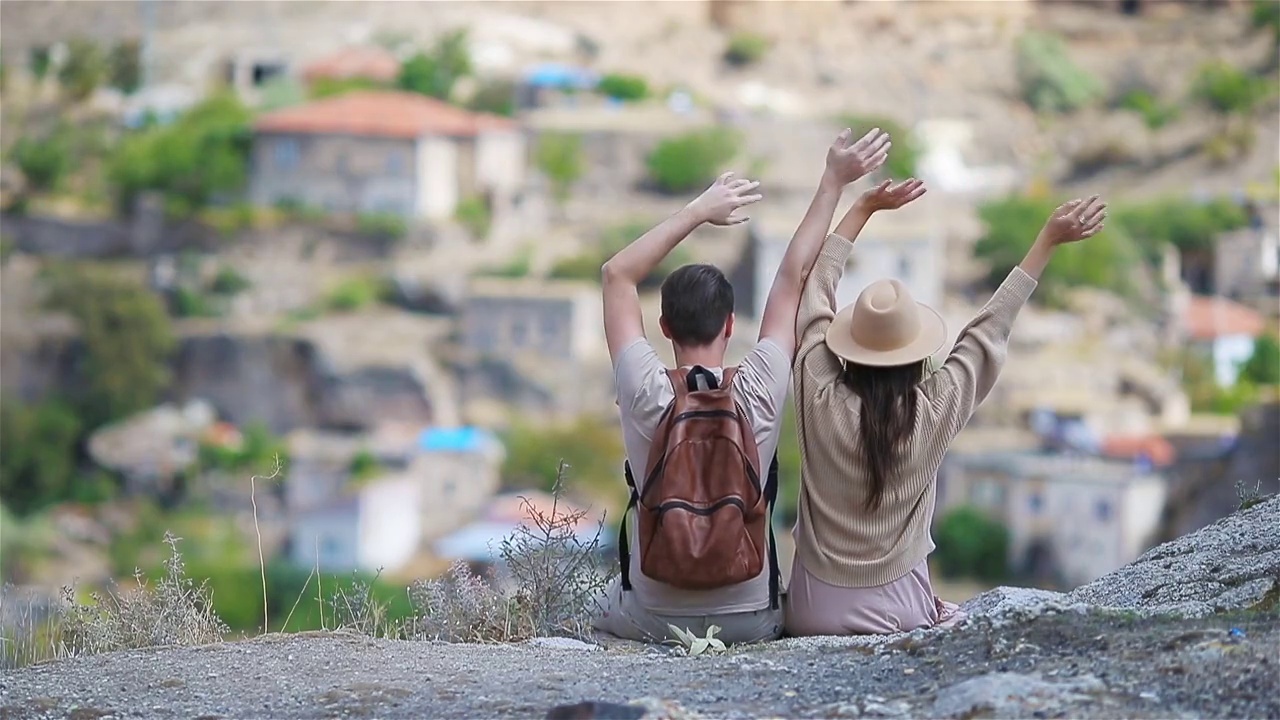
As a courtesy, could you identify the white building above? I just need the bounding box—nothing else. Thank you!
[938,451,1168,588]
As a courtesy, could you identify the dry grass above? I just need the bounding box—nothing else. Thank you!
[404,462,613,643]
[2,462,612,666]
[2,532,227,669]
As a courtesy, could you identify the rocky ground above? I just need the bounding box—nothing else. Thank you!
[2,498,1276,720]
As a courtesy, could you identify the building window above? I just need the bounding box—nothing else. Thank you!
[511,318,529,346]
[273,138,300,171]
[320,535,343,565]
[1028,493,1043,514]
[1094,499,1112,523]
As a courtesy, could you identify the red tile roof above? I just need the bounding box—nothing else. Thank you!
[1182,295,1268,341]
[253,90,518,139]
[1101,434,1177,467]
[302,46,400,84]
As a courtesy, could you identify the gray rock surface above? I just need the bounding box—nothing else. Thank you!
[3,498,1277,719]
[1068,495,1280,617]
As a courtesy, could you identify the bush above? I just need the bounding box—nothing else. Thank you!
[839,115,919,178]
[0,399,85,517]
[1193,60,1272,116]
[933,507,1010,583]
[324,275,390,312]
[478,246,534,279]
[10,132,72,194]
[455,196,491,240]
[1253,0,1280,46]
[29,46,52,81]
[724,32,770,67]
[108,93,253,216]
[1241,334,1280,386]
[535,133,585,204]
[406,466,611,642]
[210,266,252,295]
[197,423,288,475]
[349,449,382,483]
[646,128,741,194]
[397,29,471,101]
[172,286,220,318]
[973,194,1144,302]
[57,38,106,102]
[1015,31,1103,113]
[107,39,142,95]
[596,73,649,102]
[1118,89,1181,130]
[1113,196,1248,258]
[355,212,407,241]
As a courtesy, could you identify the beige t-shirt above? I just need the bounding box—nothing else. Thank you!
[613,337,791,615]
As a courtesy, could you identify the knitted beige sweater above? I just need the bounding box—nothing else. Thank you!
[792,232,1039,588]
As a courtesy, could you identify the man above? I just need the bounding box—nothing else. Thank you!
[595,128,892,644]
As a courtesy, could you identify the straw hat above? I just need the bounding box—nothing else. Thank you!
[825,279,947,367]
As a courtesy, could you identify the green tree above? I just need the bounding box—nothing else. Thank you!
[1241,334,1280,386]
[597,73,649,102]
[646,128,741,194]
[534,133,585,204]
[973,194,1143,302]
[1194,60,1273,116]
[840,115,919,178]
[1015,31,1102,113]
[10,132,72,193]
[1113,196,1248,261]
[57,38,106,102]
[933,506,1010,583]
[45,266,176,428]
[108,39,143,94]
[0,399,84,516]
[397,30,472,101]
[455,196,491,240]
[108,93,252,215]
[467,78,517,116]
[501,416,625,499]
[29,46,52,82]
[724,33,771,67]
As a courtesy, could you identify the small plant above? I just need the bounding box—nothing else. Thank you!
[330,570,397,638]
[405,462,611,642]
[57,38,107,102]
[325,275,390,312]
[107,39,142,94]
[348,449,382,483]
[646,128,741,194]
[1118,89,1181,130]
[455,195,492,240]
[10,133,72,194]
[478,246,534,279]
[1193,60,1273,116]
[210,266,252,296]
[355,212,407,241]
[58,532,228,657]
[1235,479,1272,511]
[597,73,649,102]
[535,133,585,205]
[1015,31,1103,113]
[666,624,727,656]
[724,32,770,67]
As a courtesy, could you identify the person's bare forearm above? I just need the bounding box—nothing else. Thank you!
[777,171,845,283]
[833,196,875,243]
[601,207,703,286]
[1018,233,1056,280]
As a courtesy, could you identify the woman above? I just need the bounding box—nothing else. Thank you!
[785,180,1107,636]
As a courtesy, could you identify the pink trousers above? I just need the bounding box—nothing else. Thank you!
[784,555,966,636]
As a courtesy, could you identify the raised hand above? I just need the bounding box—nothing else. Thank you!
[686,171,763,226]
[824,127,891,187]
[856,178,927,213]
[1040,195,1107,245]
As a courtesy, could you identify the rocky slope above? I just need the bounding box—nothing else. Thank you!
[2,497,1276,720]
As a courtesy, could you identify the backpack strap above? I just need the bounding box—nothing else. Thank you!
[618,460,639,592]
[765,451,781,610]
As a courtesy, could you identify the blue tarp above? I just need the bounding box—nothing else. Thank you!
[418,427,497,453]
[521,63,599,90]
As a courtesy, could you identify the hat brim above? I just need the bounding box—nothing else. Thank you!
[824,301,948,367]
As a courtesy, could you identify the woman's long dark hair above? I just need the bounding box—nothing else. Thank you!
[841,360,926,512]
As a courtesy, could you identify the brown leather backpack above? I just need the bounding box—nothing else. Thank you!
[618,365,780,609]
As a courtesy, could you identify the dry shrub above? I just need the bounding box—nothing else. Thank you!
[58,532,228,656]
[406,462,613,642]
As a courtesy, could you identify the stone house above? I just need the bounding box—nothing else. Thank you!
[1176,294,1268,387]
[301,46,400,85]
[744,200,944,319]
[285,425,504,572]
[250,90,525,221]
[1214,224,1279,310]
[938,452,1168,588]
[455,278,611,421]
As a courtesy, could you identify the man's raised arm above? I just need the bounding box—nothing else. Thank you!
[756,127,890,354]
[601,172,762,361]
